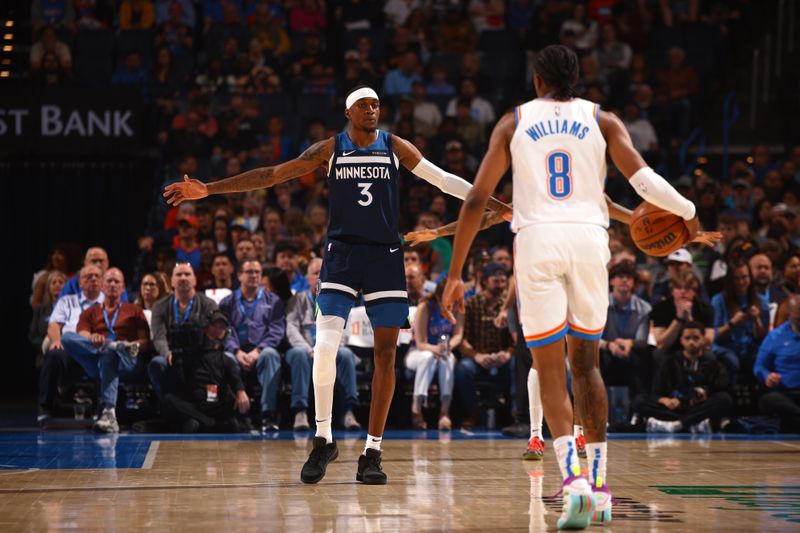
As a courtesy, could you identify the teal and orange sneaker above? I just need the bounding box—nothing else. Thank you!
[591,483,613,525]
[523,436,545,461]
[557,475,595,530]
[575,433,587,459]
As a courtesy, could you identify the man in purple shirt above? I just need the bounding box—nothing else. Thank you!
[218,259,285,431]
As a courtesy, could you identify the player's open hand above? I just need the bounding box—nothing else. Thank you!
[690,231,722,248]
[441,277,465,324]
[404,229,437,246]
[685,217,721,248]
[163,174,209,206]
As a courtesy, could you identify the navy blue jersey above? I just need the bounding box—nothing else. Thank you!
[326,130,400,244]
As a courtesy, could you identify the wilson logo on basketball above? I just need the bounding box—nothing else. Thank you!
[639,232,677,250]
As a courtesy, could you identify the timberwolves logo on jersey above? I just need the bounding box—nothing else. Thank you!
[327,130,400,244]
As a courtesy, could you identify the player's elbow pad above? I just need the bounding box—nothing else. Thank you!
[412,158,473,200]
[629,167,696,220]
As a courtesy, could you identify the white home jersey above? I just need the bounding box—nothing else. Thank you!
[509,97,608,232]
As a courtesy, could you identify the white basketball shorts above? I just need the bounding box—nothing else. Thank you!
[514,223,610,348]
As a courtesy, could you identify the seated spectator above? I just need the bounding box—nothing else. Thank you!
[111,50,150,96]
[205,2,249,54]
[775,252,800,326]
[285,258,361,431]
[62,269,150,433]
[754,296,800,433]
[234,236,256,267]
[650,248,708,304]
[74,0,111,29]
[711,260,769,385]
[623,101,658,155]
[32,50,75,87]
[436,7,477,54]
[172,214,201,270]
[30,25,72,72]
[119,0,155,31]
[409,81,442,138]
[383,51,422,101]
[425,63,456,100]
[134,272,170,312]
[289,0,326,33]
[29,270,67,368]
[32,0,75,36]
[405,281,463,430]
[651,271,714,372]
[154,1,195,63]
[274,241,310,294]
[592,23,632,80]
[445,78,496,126]
[248,3,290,62]
[205,252,237,292]
[212,216,233,254]
[749,252,788,326]
[600,262,652,398]
[454,98,486,151]
[655,47,698,139]
[60,247,129,302]
[405,264,426,306]
[219,260,285,431]
[161,309,250,433]
[560,2,598,52]
[454,262,514,427]
[38,265,105,421]
[403,247,437,294]
[196,238,216,288]
[148,262,218,403]
[633,322,732,433]
[31,243,74,308]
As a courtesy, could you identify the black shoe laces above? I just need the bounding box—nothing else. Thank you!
[364,453,383,472]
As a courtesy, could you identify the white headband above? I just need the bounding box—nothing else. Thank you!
[345,87,379,110]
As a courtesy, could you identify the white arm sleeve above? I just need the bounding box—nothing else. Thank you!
[411,158,473,200]
[629,167,696,220]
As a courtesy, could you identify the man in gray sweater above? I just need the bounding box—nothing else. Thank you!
[285,258,361,431]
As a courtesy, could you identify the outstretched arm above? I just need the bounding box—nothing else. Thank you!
[404,209,506,246]
[392,135,512,220]
[164,138,334,206]
[441,112,515,322]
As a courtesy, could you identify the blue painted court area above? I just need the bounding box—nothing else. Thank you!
[0,430,798,471]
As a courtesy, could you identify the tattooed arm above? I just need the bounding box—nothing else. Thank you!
[164,139,334,205]
[404,209,506,246]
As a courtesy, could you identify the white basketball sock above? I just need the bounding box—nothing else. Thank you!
[553,435,581,480]
[528,368,543,439]
[364,434,382,454]
[586,442,607,487]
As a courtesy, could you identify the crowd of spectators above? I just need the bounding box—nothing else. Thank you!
[27,0,800,433]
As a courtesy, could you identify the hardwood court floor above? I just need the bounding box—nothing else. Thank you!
[0,431,799,532]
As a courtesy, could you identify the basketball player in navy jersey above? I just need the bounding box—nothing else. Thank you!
[164,86,511,485]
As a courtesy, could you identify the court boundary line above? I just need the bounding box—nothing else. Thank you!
[142,441,159,469]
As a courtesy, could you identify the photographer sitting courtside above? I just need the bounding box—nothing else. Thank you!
[161,309,250,433]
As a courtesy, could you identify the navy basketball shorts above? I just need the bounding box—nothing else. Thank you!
[317,239,409,328]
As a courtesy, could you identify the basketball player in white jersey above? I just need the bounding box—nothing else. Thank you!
[442,45,720,529]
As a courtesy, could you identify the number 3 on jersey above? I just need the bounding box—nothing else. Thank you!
[546,151,572,200]
[357,182,373,206]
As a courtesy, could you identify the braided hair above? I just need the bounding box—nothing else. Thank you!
[533,45,580,100]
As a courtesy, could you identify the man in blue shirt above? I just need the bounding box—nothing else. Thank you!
[754,295,800,433]
[219,259,285,431]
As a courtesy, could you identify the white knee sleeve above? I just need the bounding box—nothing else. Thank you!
[312,315,345,387]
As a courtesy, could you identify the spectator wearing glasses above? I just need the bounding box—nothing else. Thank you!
[219,259,286,431]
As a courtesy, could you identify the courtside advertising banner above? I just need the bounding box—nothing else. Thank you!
[0,89,143,155]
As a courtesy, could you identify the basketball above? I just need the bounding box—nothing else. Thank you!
[629,202,691,257]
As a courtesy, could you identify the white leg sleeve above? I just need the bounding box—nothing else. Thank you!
[313,315,345,441]
[312,315,345,387]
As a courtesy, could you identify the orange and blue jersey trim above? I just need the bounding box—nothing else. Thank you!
[525,319,568,348]
[514,105,521,126]
[593,103,600,123]
[567,322,605,341]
